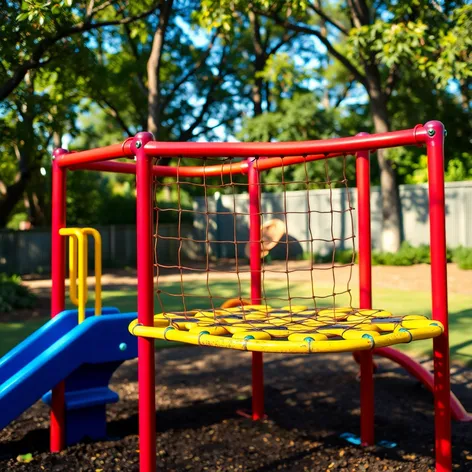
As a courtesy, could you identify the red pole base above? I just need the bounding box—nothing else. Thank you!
[50,381,66,452]
[360,351,374,446]
[251,352,264,420]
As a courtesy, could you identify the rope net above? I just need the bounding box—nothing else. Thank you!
[128,153,442,353]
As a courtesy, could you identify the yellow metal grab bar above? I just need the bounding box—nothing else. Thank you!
[59,227,102,323]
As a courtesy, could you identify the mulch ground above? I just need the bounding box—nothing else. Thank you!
[1,346,471,472]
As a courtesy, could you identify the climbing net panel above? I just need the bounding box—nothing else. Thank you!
[129,154,443,352]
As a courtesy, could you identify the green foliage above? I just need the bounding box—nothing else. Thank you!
[2,0,471,232]
[306,244,471,268]
[348,3,472,89]
[311,249,356,264]
[99,193,136,225]
[6,213,29,230]
[197,0,308,30]
[453,247,472,270]
[66,171,105,226]
[0,274,36,313]
[372,242,433,266]
[402,153,472,185]
[16,0,73,24]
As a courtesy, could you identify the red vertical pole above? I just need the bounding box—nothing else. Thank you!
[248,158,264,420]
[50,148,68,452]
[133,132,156,472]
[425,121,451,472]
[356,142,374,446]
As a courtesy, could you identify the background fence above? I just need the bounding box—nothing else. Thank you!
[0,224,193,275]
[194,180,472,259]
[1,181,472,275]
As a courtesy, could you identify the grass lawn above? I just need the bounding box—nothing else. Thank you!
[1,280,471,364]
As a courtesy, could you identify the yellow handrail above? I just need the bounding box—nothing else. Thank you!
[59,227,102,323]
[68,235,79,306]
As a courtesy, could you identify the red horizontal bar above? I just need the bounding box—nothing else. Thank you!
[64,124,430,170]
[56,141,134,167]
[71,160,249,177]
[72,151,345,177]
[143,126,426,159]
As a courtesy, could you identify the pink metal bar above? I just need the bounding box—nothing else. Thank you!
[248,158,264,420]
[425,121,451,472]
[134,132,157,472]
[371,347,471,422]
[356,143,375,446]
[50,149,68,452]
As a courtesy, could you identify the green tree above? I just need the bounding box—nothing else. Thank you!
[0,0,160,227]
[198,0,472,251]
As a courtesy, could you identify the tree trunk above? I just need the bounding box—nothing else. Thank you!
[26,189,46,227]
[0,176,30,227]
[0,74,36,228]
[349,0,402,252]
[367,76,402,252]
[147,0,174,138]
[248,11,265,116]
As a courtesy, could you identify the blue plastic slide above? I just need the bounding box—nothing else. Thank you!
[0,307,138,445]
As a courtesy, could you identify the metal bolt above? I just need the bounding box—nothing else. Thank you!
[427,129,436,137]
[135,141,142,149]
[119,342,127,351]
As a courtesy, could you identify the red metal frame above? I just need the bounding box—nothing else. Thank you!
[56,125,429,168]
[69,152,353,176]
[248,158,264,420]
[425,121,451,472]
[353,347,472,422]
[50,149,68,452]
[356,142,374,446]
[133,132,156,472]
[47,123,462,472]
